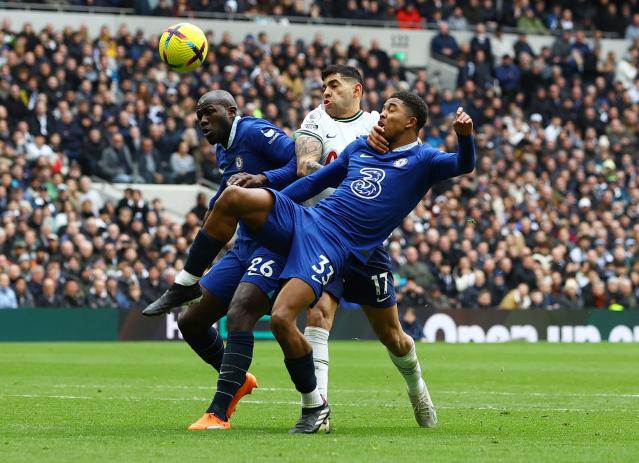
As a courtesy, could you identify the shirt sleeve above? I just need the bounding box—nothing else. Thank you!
[251,124,295,167]
[293,108,326,147]
[427,135,476,183]
[263,152,298,189]
[281,147,349,203]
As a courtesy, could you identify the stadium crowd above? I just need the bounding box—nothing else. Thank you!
[71,0,639,39]
[1,16,639,315]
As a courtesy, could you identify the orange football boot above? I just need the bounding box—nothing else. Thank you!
[227,372,258,418]
[188,413,230,430]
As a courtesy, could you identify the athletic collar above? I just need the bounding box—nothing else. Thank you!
[225,116,241,149]
[331,110,364,123]
[392,141,419,152]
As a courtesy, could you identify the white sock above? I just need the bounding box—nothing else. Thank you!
[387,339,425,395]
[175,269,200,286]
[304,326,329,399]
[301,387,324,409]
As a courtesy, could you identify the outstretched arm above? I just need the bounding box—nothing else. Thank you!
[429,107,476,182]
[282,151,348,203]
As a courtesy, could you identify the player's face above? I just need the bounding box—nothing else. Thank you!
[196,101,235,145]
[379,98,415,142]
[322,74,360,118]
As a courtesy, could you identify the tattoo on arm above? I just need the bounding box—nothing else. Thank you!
[295,135,323,177]
[304,160,324,174]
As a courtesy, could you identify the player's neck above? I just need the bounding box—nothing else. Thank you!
[388,134,418,152]
[331,105,361,121]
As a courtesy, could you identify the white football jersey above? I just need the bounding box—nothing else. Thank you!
[296,105,379,204]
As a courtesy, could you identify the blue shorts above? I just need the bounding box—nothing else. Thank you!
[324,246,397,308]
[254,190,349,304]
[200,237,284,306]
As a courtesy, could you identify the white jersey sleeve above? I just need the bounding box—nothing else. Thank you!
[294,106,331,150]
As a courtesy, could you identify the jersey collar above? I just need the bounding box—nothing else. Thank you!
[331,110,363,123]
[225,116,241,149]
[391,141,419,152]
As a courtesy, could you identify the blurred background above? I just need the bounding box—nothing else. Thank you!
[0,0,638,342]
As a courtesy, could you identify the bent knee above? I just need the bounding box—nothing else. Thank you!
[218,185,245,209]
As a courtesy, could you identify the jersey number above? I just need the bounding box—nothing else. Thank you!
[350,168,385,199]
[247,257,275,278]
[371,272,389,296]
[311,254,335,286]
[325,151,338,165]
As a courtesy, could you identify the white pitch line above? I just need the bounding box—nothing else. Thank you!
[0,394,633,412]
[48,384,639,399]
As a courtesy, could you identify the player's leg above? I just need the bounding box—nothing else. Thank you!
[304,291,338,399]
[361,304,437,428]
[344,247,437,427]
[177,289,227,373]
[144,186,275,315]
[189,246,284,430]
[188,282,269,431]
[271,279,332,433]
[176,247,247,373]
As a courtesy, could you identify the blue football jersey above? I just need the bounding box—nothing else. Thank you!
[208,116,297,240]
[282,135,475,262]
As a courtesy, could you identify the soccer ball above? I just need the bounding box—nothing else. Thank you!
[158,23,208,73]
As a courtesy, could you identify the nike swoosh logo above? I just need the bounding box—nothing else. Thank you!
[376,295,390,303]
[360,154,374,158]
[326,134,337,138]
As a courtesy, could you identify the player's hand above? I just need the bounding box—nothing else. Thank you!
[227,173,268,188]
[367,124,389,153]
[453,107,473,136]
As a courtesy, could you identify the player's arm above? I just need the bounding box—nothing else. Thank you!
[282,146,349,203]
[428,107,476,182]
[295,134,324,176]
[227,130,298,189]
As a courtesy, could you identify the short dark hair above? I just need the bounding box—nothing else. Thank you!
[390,91,428,134]
[321,64,363,84]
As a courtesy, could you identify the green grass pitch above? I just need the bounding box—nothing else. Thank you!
[1,341,638,462]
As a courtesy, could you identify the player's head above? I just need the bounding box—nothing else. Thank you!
[321,64,363,118]
[379,91,428,143]
[196,90,238,146]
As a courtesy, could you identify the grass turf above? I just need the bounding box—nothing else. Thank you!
[1,341,638,463]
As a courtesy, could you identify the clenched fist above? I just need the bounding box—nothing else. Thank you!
[453,107,473,136]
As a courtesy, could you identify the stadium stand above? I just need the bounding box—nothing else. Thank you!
[1,3,639,315]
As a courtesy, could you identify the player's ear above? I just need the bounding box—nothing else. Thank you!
[227,105,238,119]
[405,115,417,132]
[353,82,363,99]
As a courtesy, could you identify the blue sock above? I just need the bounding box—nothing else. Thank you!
[284,351,317,394]
[183,326,224,372]
[208,331,255,420]
[183,230,226,278]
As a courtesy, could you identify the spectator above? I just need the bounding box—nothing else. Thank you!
[35,277,61,307]
[448,7,468,31]
[495,54,521,97]
[13,277,35,308]
[400,308,423,341]
[400,246,436,292]
[0,273,17,309]
[395,2,422,30]
[431,22,459,61]
[88,278,112,309]
[499,283,531,310]
[170,141,197,184]
[61,279,87,308]
[556,278,584,309]
[517,8,547,35]
[99,133,142,183]
[625,13,639,42]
